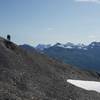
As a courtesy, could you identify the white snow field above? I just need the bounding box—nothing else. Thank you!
[67,79,100,93]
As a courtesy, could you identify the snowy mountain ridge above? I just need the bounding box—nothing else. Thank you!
[36,44,51,51]
[36,42,100,51]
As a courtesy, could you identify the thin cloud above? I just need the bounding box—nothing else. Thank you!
[75,0,100,3]
[88,35,97,39]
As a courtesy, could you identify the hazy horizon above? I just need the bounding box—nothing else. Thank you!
[1,0,100,46]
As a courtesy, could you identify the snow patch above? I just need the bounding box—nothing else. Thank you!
[83,48,88,50]
[65,46,73,49]
[67,79,100,93]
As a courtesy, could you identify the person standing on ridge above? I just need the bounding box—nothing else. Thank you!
[7,34,11,41]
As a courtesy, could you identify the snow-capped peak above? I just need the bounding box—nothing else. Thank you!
[36,44,51,51]
[54,42,87,49]
[54,43,63,47]
[64,42,74,47]
[76,43,87,49]
[89,42,100,47]
[54,42,74,49]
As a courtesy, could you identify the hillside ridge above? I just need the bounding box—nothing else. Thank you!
[0,37,100,100]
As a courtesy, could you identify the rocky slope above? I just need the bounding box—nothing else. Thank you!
[0,37,100,100]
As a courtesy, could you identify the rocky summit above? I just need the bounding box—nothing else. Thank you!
[0,37,100,100]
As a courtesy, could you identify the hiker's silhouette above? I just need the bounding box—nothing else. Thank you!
[7,35,11,41]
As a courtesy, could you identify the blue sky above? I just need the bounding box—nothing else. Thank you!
[0,0,100,46]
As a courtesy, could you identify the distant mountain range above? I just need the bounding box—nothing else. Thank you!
[20,42,100,72]
[35,42,100,51]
